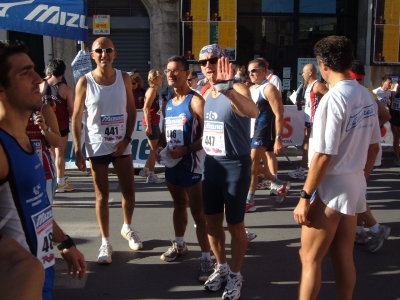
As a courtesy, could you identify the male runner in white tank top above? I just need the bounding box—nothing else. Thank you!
[72,37,140,264]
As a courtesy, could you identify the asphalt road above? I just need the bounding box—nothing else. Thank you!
[51,154,400,300]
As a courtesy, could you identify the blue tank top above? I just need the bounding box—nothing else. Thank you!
[204,92,251,158]
[0,129,53,261]
[165,91,205,173]
[250,82,275,139]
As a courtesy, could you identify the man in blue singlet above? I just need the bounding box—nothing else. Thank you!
[199,44,258,300]
[156,56,213,282]
[0,42,86,300]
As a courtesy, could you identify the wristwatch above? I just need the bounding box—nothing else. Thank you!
[56,235,75,251]
[41,126,51,136]
[276,135,283,140]
[300,189,312,199]
[124,135,132,143]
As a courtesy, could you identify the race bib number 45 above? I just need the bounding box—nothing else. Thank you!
[203,121,226,156]
[31,206,55,269]
[100,114,125,143]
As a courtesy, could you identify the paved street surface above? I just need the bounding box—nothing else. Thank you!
[52,153,400,300]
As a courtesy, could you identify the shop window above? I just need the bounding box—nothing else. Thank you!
[300,0,336,13]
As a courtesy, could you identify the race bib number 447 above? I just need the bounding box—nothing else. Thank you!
[100,114,125,143]
[202,121,226,156]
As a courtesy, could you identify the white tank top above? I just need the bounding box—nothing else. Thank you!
[84,69,132,157]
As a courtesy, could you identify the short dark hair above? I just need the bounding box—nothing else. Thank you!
[382,75,391,83]
[0,41,29,89]
[45,58,66,77]
[167,55,189,71]
[191,71,198,78]
[313,35,354,73]
[350,60,365,75]
[248,58,267,70]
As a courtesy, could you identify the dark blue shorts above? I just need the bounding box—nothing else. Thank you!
[165,160,202,188]
[42,266,55,300]
[89,154,129,165]
[202,155,251,225]
[305,122,313,128]
[251,138,274,152]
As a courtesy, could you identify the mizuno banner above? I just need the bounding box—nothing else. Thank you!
[0,0,88,41]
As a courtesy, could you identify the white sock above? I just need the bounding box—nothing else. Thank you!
[299,167,305,171]
[229,271,241,277]
[202,252,211,260]
[148,171,155,175]
[356,226,364,234]
[217,263,229,270]
[57,177,65,185]
[175,236,184,246]
[122,223,131,233]
[102,237,110,245]
[247,191,255,203]
[369,223,380,234]
[271,175,282,185]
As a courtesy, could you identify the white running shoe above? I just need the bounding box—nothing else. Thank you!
[204,264,230,291]
[55,181,74,193]
[256,179,271,190]
[98,244,113,264]
[121,229,143,250]
[138,167,150,177]
[288,167,306,180]
[246,230,257,242]
[223,273,243,300]
[146,174,165,183]
[271,182,290,203]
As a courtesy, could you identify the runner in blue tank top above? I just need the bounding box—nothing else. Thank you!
[0,42,86,300]
[155,56,212,282]
[199,44,258,300]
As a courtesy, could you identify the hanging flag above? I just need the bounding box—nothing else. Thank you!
[0,0,88,41]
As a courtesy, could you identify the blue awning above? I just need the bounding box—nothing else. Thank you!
[0,0,88,42]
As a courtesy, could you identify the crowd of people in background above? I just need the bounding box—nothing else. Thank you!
[0,34,398,300]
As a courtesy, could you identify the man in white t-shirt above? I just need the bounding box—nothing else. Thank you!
[293,36,381,300]
[373,75,392,106]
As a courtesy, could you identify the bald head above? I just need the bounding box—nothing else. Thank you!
[305,63,317,74]
[92,37,114,51]
[302,63,317,84]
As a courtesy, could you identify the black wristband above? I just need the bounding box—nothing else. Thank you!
[186,144,192,154]
[124,135,132,143]
[57,235,75,251]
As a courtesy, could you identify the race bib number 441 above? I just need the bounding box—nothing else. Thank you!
[31,206,55,269]
[203,121,226,156]
[100,114,125,143]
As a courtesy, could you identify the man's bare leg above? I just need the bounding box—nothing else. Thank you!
[265,151,278,175]
[166,181,189,238]
[227,221,247,273]
[206,213,226,264]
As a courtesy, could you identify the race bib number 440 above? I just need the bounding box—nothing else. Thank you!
[203,121,226,156]
[31,206,55,269]
[100,114,125,143]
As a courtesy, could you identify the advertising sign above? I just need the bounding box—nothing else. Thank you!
[93,14,110,35]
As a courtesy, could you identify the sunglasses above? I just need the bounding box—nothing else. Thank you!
[164,69,185,75]
[247,67,262,74]
[92,48,114,54]
[198,57,219,67]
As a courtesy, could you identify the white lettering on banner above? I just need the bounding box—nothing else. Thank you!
[0,1,33,17]
[24,5,88,29]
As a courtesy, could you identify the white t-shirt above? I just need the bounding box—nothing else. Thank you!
[309,79,381,175]
[372,87,391,106]
[267,73,282,93]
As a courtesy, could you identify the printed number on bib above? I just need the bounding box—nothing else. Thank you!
[32,139,43,164]
[165,116,184,145]
[392,98,400,111]
[100,114,125,143]
[31,206,55,269]
[203,121,226,156]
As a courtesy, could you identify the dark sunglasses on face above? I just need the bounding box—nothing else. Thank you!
[247,67,262,75]
[198,57,219,67]
[93,48,114,54]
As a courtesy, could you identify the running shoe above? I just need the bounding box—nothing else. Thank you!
[204,264,229,291]
[222,273,243,300]
[55,181,74,193]
[256,180,271,190]
[271,181,290,203]
[355,230,369,244]
[198,258,214,282]
[98,244,113,264]
[146,174,165,184]
[288,167,306,180]
[245,202,256,213]
[394,158,400,167]
[246,230,257,242]
[160,240,188,262]
[138,167,150,177]
[121,229,143,250]
[368,225,391,253]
